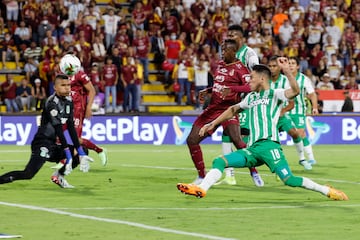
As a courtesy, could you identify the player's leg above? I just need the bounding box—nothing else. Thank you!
[216,133,236,185]
[186,124,209,183]
[225,124,264,187]
[177,150,248,198]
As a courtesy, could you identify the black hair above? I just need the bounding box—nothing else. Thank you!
[288,56,300,65]
[223,39,238,49]
[55,74,69,80]
[269,55,280,62]
[227,24,244,36]
[252,64,271,79]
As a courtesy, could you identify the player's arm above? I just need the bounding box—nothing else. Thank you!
[84,81,96,119]
[282,100,294,113]
[66,103,81,149]
[307,92,318,115]
[277,57,299,99]
[199,103,242,137]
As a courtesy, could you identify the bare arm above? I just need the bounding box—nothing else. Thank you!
[277,57,299,99]
[83,81,96,119]
[307,92,319,115]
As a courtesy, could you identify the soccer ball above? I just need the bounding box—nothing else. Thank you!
[59,54,81,76]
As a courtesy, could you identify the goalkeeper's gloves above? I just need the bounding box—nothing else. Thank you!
[64,148,73,175]
[78,147,94,173]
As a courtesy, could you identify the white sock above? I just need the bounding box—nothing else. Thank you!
[199,169,222,191]
[222,142,233,154]
[224,167,235,177]
[304,145,315,160]
[301,177,329,195]
[294,141,305,160]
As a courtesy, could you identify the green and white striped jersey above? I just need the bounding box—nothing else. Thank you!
[270,73,289,108]
[239,89,288,147]
[235,44,259,70]
[289,72,315,116]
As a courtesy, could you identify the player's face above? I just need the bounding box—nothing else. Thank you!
[227,30,243,48]
[249,71,263,92]
[54,78,71,97]
[268,60,280,77]
[288,59,299,74]
[221,44,235,63]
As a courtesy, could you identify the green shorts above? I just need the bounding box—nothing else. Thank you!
[288,114,306,129]
[277,114,296,133]
[225,140,287,173]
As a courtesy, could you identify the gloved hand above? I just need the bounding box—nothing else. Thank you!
[64,148,73,175]
[77,147,94,172]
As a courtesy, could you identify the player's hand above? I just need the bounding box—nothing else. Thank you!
[220,86,231,99]
[312,108,319,115]
[199,122,214,137]
[64,158,73,175]
[277,57,289,70]
[79,155,94,173]
[198,89,207,103]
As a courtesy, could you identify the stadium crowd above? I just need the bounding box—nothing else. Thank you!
[0,0,360,112]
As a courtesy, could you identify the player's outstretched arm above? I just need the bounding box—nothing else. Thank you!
[199,104,241,137]
[277,57,299,99]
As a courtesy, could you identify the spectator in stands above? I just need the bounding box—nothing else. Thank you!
[68,0,85,23]
[27,9,40,44]
[308,43,324,72]
[163,8,180,36]
[338,37,352,70]
[59,27,75,47]
[1,74,19,113]
[164,32,182,86]
[305,16,324,49]
[0,32,21,70]
[76,16,94,44]
[327,53,342,89]
[272,6,288,44]
[194,53,209,110]
[102,56,118,113]
[228,0,244,25]
[131,1,147,31]
[323,35,337,60]
[4,0,19,29]
[172,52,193,105]
[74,35,92,70]
[89,62,105,111]
[24,56,39,82]
[190,19,205,50]
[341,91,354,112]
[102,7,121,49]
[23,41,42,61]
[278,19,294,49]
[288,0,305,24]
[121,55,138,112]
[133,28,151,84]
[31,78,46,111]
[316,73,334,90]
[304,68,318,88]
[15,78,33,112]
[344,73,359,90]
[22,0,38,22]
[91,35,107,69]
[84,4,100,31]
[14,20,32,50]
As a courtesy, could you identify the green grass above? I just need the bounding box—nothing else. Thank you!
[0,144,359,240]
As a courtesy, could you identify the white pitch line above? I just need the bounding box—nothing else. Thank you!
[55,204,360,211]
[0,201,237,240]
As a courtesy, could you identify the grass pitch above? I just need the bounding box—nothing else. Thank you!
[0,144,359,240]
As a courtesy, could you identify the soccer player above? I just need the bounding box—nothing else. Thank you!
[0,74,93,188]
[186,39,250,185]
[288,57,318,165]
[68,69,108,167]
[218,24,263,186]
[177,59,348,201]
[268,56,311,170]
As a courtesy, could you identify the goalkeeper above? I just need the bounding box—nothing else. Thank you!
[0,74,93,188]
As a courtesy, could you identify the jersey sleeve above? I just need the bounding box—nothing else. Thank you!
[246,48,259,70]
[304,76,315,94]
[274,89,288,102]
[239,94,250,109]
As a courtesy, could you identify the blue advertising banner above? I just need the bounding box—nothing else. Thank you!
[0,115,360,145]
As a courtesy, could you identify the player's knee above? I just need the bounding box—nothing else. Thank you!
[288,129,299,139]
[212,156,227,171]
[283,175,302,187]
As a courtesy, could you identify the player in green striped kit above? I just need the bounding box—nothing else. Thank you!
[268,56,311,170]
[177,59,348,201]
[288,57,318,165]
[218,24,264,186]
